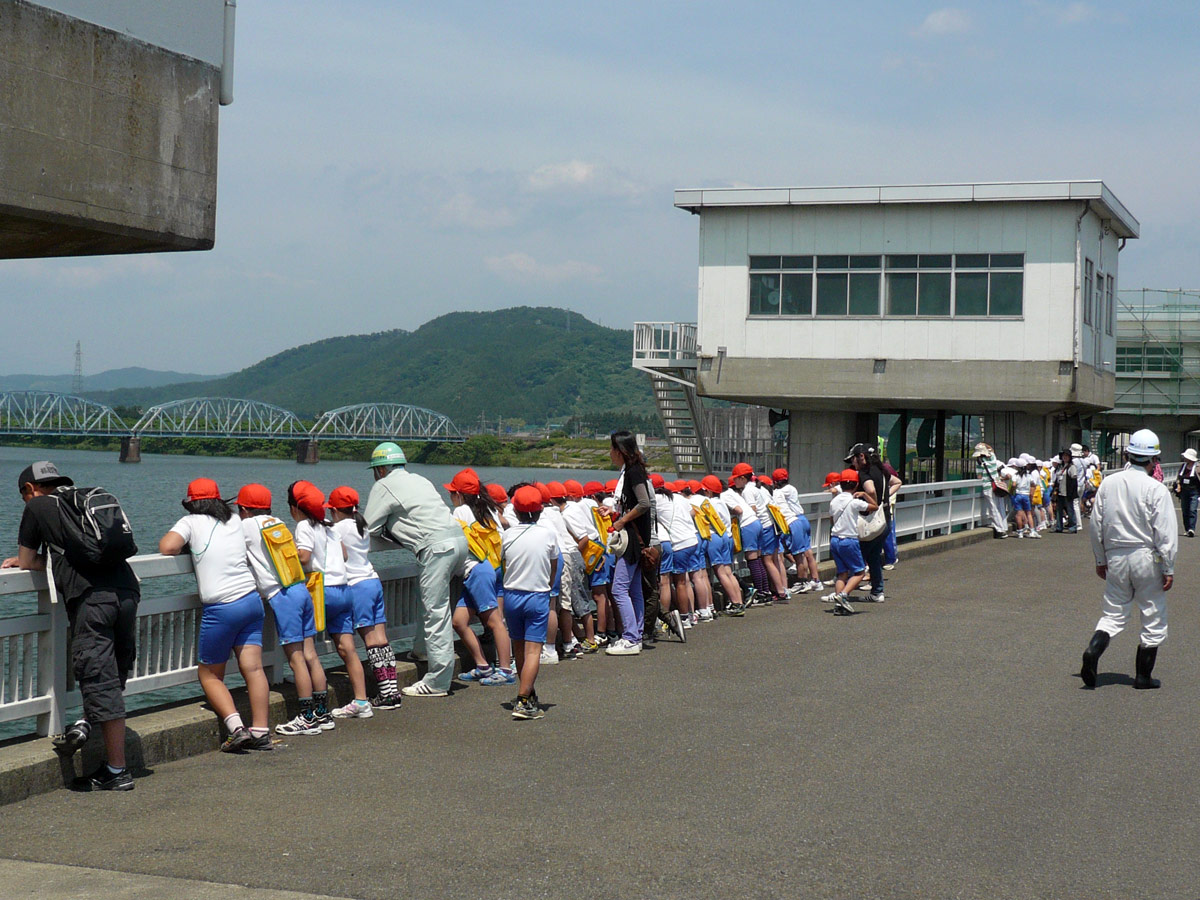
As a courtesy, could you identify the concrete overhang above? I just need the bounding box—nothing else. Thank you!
[674,180,1139,239]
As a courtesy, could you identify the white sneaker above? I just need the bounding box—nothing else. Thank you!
[400,681,449,697]
[820,592,838,603]
[698,608,714,622]
[539,647,559,665]
[807,580,823,592]
[1028,529,1041,539]
[331,700,374,719]
[605,638,642,656]
[882,564,896,571]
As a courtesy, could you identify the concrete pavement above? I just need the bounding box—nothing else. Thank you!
[2,524,1200,899]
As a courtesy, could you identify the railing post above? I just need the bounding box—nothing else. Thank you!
[35,576,67,738]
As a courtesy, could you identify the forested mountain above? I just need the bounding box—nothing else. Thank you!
[93,307,657,428]
[0,367,221,393]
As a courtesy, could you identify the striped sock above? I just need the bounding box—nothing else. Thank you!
[368,645,399,698]
[312,690,329,717]
[748,557,771,595]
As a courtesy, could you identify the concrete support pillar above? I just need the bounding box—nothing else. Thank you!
[296,440,319,464]
[788,411,859,487]
[119,436,141,463]
[981,412,1056,461]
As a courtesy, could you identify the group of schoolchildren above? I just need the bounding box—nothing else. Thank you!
[973,442,1106,538]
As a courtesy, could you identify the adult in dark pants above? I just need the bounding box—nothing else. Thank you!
[1173,448,1199,538]
[604,431,652,656]
[848,443,901,603]
[2,461,140,791]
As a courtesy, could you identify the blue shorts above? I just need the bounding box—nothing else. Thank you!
[1012,493,1032,511]
[673,543,701,574]
[267,582,317,646]
[349,577,387,629]
[551,551,563,598]
[457,561,499,614]
[830,536,866,575]
[741,519,762,554]
[706,533,733,566]
[502,588,550,643]
[322,583,354,635]
[788,515,812,555]
[758,523,779,555]
[590,552,614,588]
[659,540,677,575]
[199,590,264,665]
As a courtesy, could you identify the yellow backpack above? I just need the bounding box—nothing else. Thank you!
[730,517,742,552]
[460,520,502,568]
[260,520,306,588]
[701,499,726,536]
[580,539,607,574]
[591,506,612,545]
[306,570,325,632]
[1089,467,1103,489]
[767,503,791,536]
[1032,479,1044,506]
[692,503,712,540]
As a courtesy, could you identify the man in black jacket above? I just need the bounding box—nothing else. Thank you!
[2,461,140,791]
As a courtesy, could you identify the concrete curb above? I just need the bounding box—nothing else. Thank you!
[813,525,992,579]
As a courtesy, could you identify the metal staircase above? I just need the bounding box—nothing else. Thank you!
[632,322,713,474]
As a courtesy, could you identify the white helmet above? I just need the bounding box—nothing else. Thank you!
[1007,457,1020,467]
[1127,429,1161,460]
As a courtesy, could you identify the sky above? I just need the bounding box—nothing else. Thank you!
[1,0,1197,376]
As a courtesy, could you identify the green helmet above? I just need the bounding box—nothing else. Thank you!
[368,441,407,468]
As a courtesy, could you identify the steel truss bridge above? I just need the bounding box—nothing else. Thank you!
[0,392,463,447]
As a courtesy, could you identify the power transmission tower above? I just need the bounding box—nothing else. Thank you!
[73,341,83,395]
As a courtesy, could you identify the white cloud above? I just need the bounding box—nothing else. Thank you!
[484,252,602,283]
[433,191,517,230]
[913,8,972,36]
[4,256,173,290]
[1026,1,1097,25]
[528,160,597,190]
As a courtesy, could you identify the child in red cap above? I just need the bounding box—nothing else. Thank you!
[825,470,877,615]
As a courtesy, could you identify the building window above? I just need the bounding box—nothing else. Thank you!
[749,253,1022,319]
[1116,345,1181,374]
[1105,275,1115,335]
[1083,259,1094,325]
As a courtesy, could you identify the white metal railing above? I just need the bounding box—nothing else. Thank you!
[633,322,698,365]
[0,541,421,739]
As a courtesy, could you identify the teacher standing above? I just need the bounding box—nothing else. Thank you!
[604,431,653,657]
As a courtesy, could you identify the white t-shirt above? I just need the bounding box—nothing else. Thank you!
[830,492,868,539]
[333,518,377,584]
[1014,472,1036,496]
[538,504,575,554]
[563,499,598,543]
[721,489,752,527]
[655,493,674,543]
[742,482,773,528]
[170,514,257,605]
[501,502,518,528]
[668,494,699,550]
[773,484,804,523]
[241,514,288,600]
[706,494,733,530]
[501,521,559,592]
[295,519,349,587]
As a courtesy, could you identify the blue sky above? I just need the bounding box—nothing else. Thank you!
[2,1,1197,375]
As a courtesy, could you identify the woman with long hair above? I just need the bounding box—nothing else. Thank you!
[605,430,652,656]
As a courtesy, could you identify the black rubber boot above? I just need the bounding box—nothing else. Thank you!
[1080,630,1110,688]
[1134,644,1161,690]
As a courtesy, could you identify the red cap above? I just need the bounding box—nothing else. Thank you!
[236,483,271,509]
[486,483,508,504]
[605,479,618,493]
[687,479,703,493]
[583,481,604,496]
[728,476,737,488]
[840,469,859,484]
[757,475,773,487]
[186,478,221,501]
[293,482,326,518]
[650,473,665,489]
[512,485,544,513]
[327,485,359,509]
[661,481,676,493]
[563,479,584,500]
[824,471,842,486]
[701,475,723,494]
[546,481,567,499]
[731,462,754,479]
[444,468,481,496]
[536,482,552,503]
[772,468,789,483]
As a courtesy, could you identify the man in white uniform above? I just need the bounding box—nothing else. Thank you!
[1080,429,1178,690]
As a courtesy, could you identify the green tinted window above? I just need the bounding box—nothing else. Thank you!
[956,254,989,269]
[990,253,1023,268]
[749,273,780,315]
[816,273,848,315]
[817,255,849,269]
[887,273,917,315]
[989,272,1023,316]
[781,255,811,270]
[849,255,882,269]
[749,256,780,270]
[781,273,812,315]
[918,272,951,316]
[886,255,918,269]
[955,273,988,316]
[919,254,952,269]
[849,273,880,315]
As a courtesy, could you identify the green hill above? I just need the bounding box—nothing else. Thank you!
[93,307,657,430]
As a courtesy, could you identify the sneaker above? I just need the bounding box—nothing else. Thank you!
[834,593,855,615]
[314,712,336,731]
[331,700,374,719]
[756,596,774,607]
[605,638,642,656]
[668,609,687,642]
[459,665,496,682]
[790,582,810,594]
[725,604,746,617]
[697,609,715,622]
[52,719,91,757]
[883,563,896,571]
[562,642,584,660]
[867,592,885,603]
[246,733,274,751]
[681,615,694,629]
[773,593,790,604]
[221,725,255,751]
[820,592,838,603]
[275,715,321,736]
[73,764,134,791]
[370,694,403,710]
[1027,530,1041,539]
[654,621,671,639]
[1188,529,1196,538]
[512,697,544,720]
[401,681,450,697]
[580,638,601,653]
[480,666,517,686]
[539,647,560,665]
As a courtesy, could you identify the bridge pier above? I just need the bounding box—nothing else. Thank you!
[119,436,141,463]
[296,440,319,464]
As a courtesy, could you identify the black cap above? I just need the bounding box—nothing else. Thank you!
[17,460,73,492]
[844,442,868,463]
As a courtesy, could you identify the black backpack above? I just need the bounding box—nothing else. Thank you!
[49,486,138,567]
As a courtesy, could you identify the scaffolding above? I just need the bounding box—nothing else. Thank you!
[1111,288,1200,418]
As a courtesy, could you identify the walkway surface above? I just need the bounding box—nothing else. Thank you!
[3,525,1200,900]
